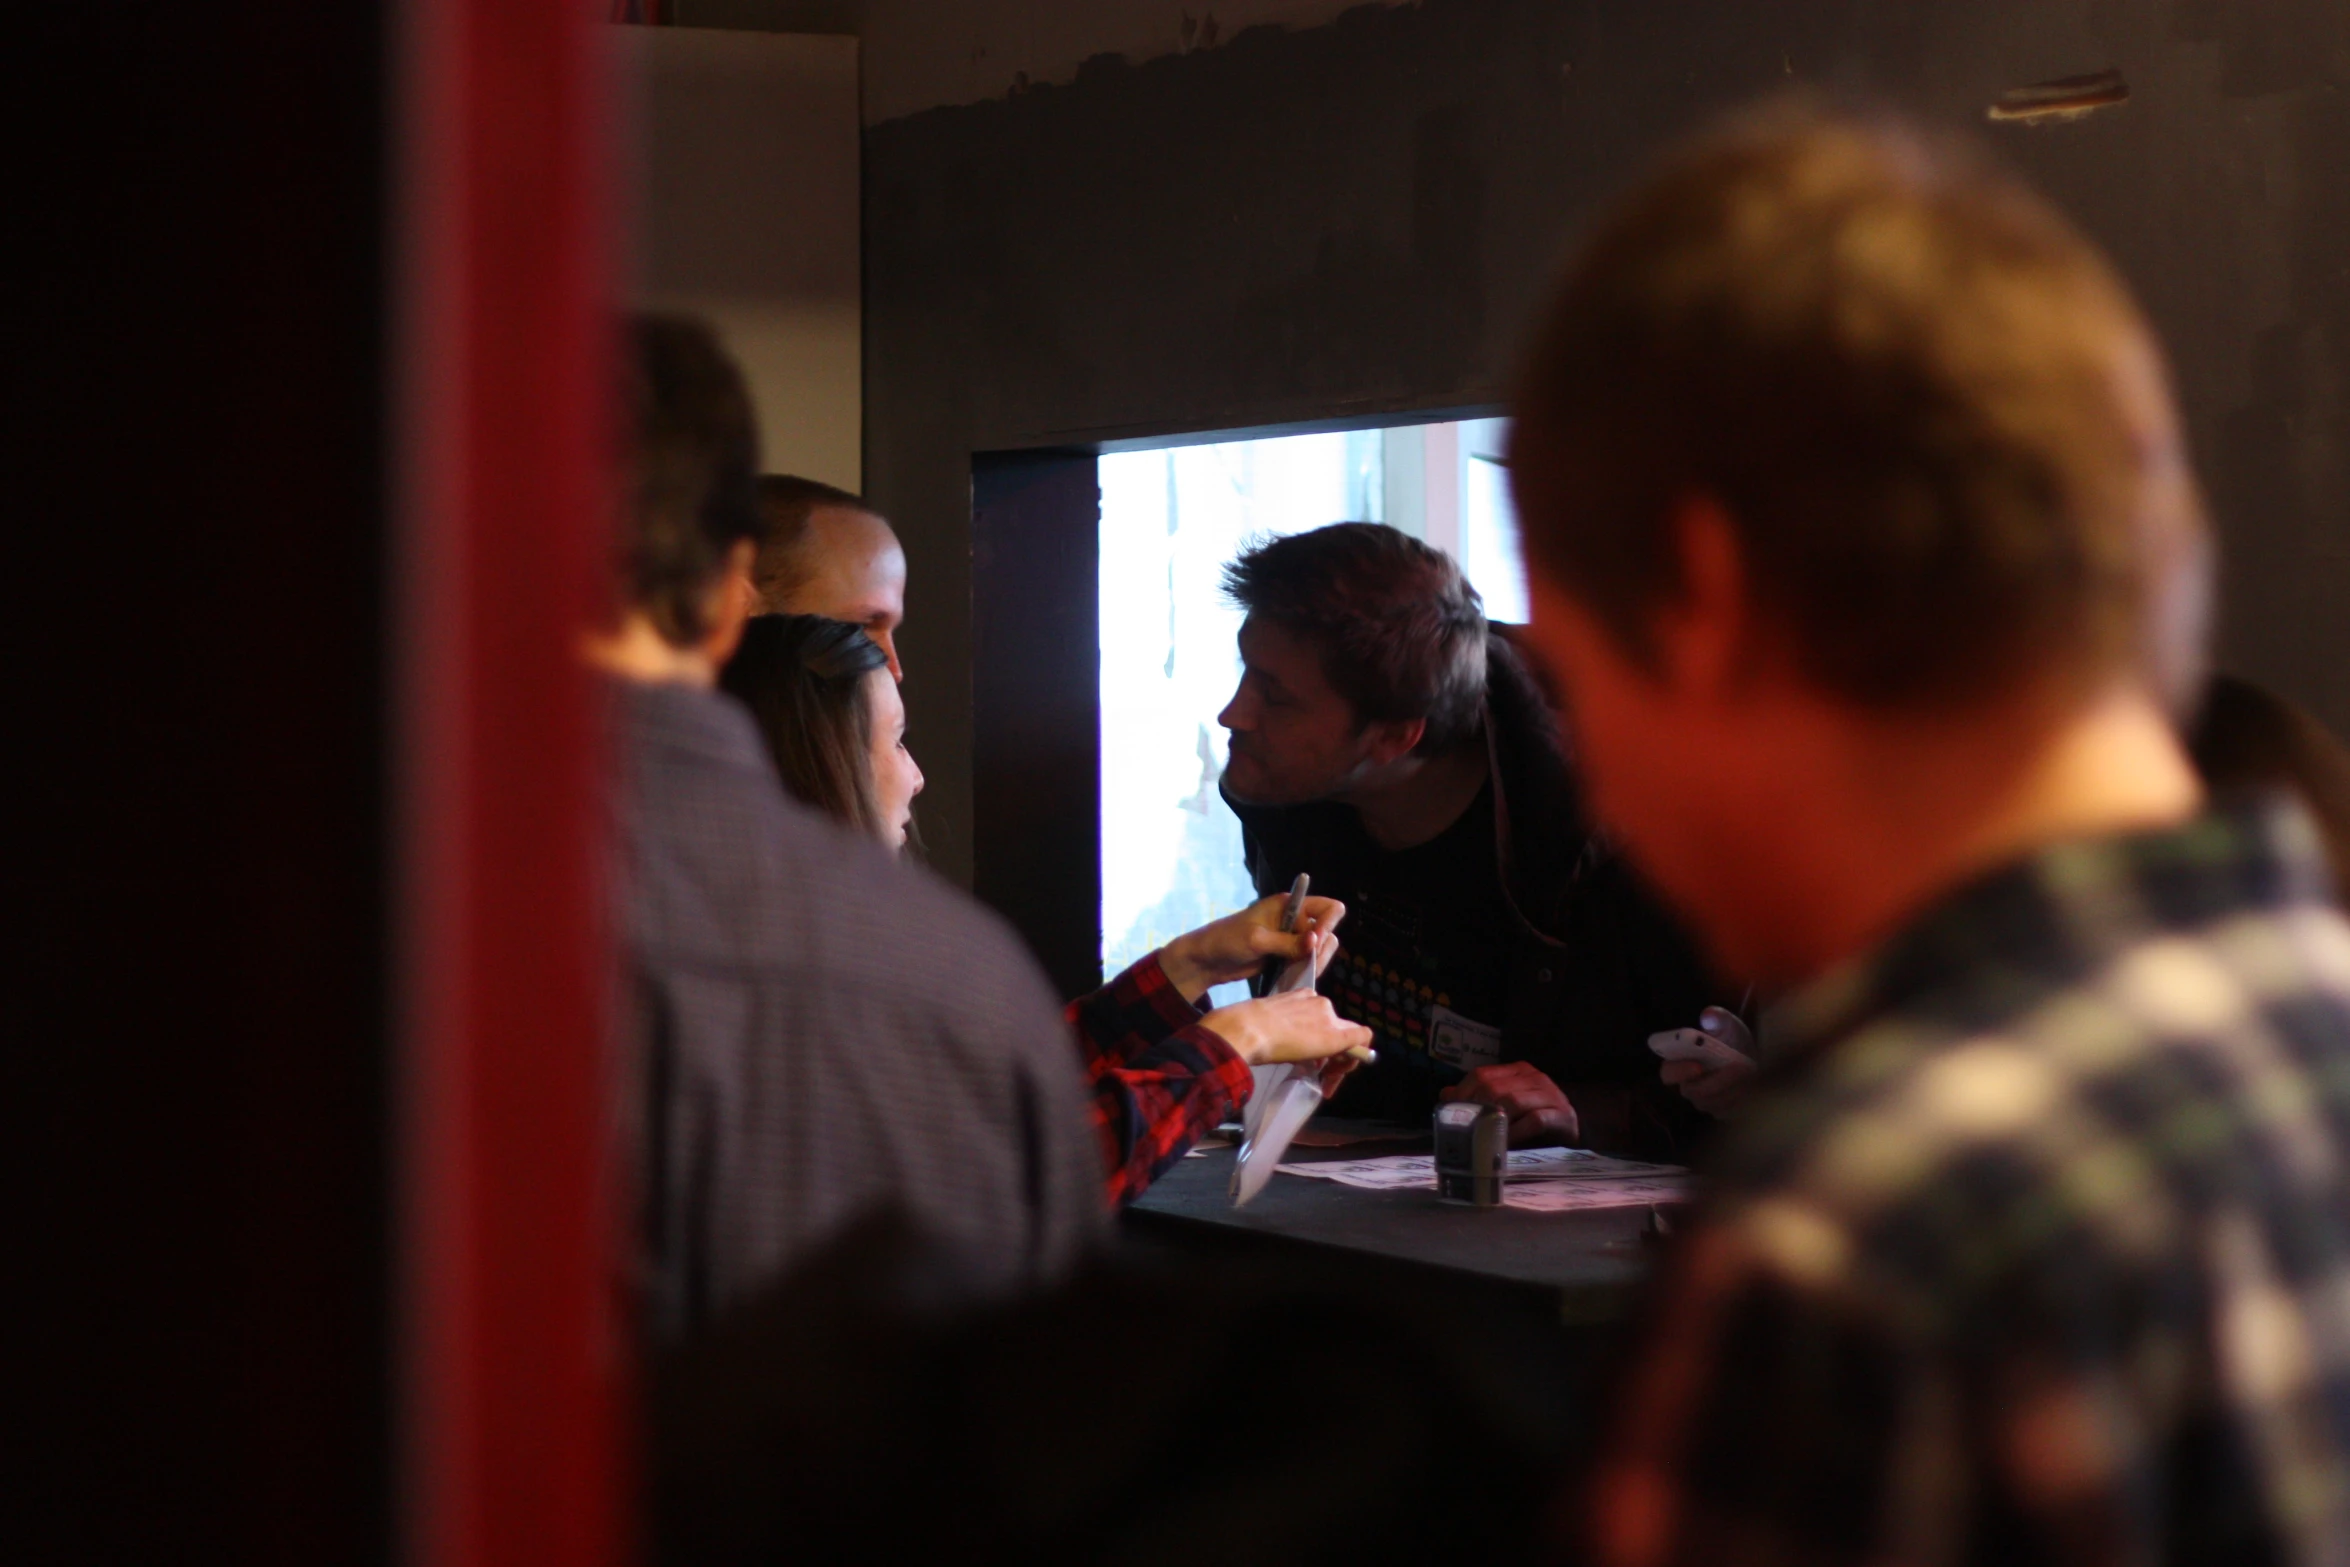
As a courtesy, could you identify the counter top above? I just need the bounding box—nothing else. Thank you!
[1123,1136,1664,1323]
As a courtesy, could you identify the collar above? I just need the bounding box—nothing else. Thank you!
[1760,792,2335,1065]
[611,674,775,779]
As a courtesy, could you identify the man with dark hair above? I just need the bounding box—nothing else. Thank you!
[750,474,905,676]
[1508,105,2350,1563]
[590,317,1107,1341]
[1218,521,1727,1151]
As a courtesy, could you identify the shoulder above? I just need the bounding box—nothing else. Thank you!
[770,821,1065,1028]
[1711,906,2350,1318]
[618,703,1065,1040]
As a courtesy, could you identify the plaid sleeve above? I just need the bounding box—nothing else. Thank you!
[1581,1221,1935,1567]
[1066,953,1254,1208]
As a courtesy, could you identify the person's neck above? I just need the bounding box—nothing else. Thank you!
[1720,681,2203,988]
[1342,742,1491,852]
[580,614,718,687]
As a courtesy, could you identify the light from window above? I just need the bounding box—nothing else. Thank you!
[1097,418,1521,987]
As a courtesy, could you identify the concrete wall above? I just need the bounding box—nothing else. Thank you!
[619,28,862,489]
[862,0,2350,886]
[669,0,1410,122]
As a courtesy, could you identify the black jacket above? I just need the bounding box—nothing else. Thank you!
[1226,632,1728,1158]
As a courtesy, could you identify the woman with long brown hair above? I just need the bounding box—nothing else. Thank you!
[722,613,923,850]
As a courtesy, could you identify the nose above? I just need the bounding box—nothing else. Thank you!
[907,752,925,797]
[1218,686,1253,733]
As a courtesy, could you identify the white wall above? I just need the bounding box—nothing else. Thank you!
[615,28,862,489]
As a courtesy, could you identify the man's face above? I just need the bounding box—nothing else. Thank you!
[775,506,907,677]
[1217,617,1385,806]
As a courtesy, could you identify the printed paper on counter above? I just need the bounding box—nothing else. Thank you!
[1276,1146,1686,1191]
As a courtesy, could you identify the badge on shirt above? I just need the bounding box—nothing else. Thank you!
[1426,1005,1503,1071]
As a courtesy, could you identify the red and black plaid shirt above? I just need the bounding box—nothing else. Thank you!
[1066,953,1253,1207]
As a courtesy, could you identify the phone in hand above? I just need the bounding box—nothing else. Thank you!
[1647,1027,1750,1072]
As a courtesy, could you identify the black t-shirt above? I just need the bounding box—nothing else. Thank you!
[1305,782,1522,1123]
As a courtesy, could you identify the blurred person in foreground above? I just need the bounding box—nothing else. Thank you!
[590,316,1107,1344]
[718,612,1370,1203]
[748,474,906,675]
[1507,104,2350,1565]
[1217,523,1734,1154]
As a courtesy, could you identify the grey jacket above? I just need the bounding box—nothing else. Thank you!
[611,678,1106,1345]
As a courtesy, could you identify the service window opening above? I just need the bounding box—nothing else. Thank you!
[1096,417,1524,997]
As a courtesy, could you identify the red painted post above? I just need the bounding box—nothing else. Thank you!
[394,3,624,1566]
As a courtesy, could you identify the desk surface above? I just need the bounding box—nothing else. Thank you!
[1124,1138,1662,1321]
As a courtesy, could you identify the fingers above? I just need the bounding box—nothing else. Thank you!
[1308,1006,1375,1061]
[1438,1063,1524,1103]
[1304,925,1340,981]
[1246,891,1346,927]
[1506,1106,1579,1147]
[1173,899,1352,996]
[1486,1086,1560,1120]
[1247,925,1309,962]
[1661,1057,1755,1118]
[1313,1052,1364,1096]
[1246,908,1346,958]
[1454,1062,1547,1098]
[1441,1063,1578,1144]
[1298,895,1346,935]
[1216,991,1371,1065]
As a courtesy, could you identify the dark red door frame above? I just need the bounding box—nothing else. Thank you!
[396,4,624,1565]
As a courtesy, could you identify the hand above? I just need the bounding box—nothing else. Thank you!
[1199,989,1373,1070]
[1439,1062,1580,1147]
[1158,893,1349,1001]
[1660,1054,1756,1118]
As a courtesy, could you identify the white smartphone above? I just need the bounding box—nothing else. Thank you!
[1647,1027,1751,1072]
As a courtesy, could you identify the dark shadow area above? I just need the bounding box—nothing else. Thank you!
[654,1212,1599,1566]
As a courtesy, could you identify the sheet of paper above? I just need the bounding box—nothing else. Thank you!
[1231,1072,1321,1205]
[1501,1176,1693,1212]
[1275,1147,1685,1190]
[1229,928,1336,1204]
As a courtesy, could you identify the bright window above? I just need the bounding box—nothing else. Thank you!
[1097,418,1520,992]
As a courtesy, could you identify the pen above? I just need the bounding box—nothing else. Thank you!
[1262,872,1311,986]
[1275,872,1376,1066]
[1276,872,1310,939]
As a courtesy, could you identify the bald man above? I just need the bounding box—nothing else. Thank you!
[750,475,906,677]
